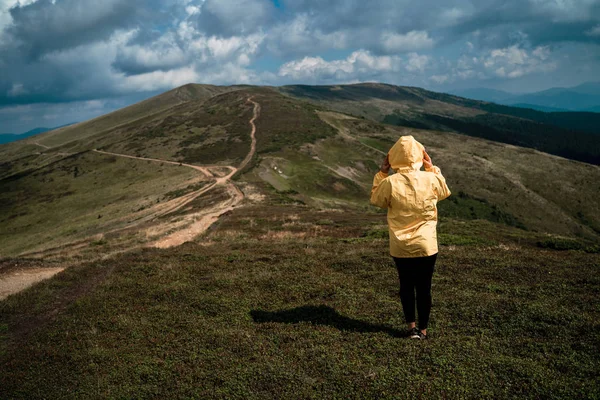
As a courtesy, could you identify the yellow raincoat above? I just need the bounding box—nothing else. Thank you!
[370,136,451,258]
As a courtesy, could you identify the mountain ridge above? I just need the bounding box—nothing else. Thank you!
[0,126,73,145]
[450,81,600,111]
[1,82,599,260]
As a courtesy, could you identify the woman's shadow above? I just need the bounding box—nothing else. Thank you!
[250,305,405,337]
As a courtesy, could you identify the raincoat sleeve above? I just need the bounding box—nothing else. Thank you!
[370,171,392,209]
[426,165,451,201]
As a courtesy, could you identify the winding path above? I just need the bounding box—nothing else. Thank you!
[89,97,260,249]
[153,97,260,248]
[0,98,260,298]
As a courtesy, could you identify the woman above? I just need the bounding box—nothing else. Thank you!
[370,136,451,340]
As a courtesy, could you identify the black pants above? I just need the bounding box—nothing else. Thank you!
[393,253,437,330]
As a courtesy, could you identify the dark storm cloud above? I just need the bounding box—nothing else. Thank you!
[194,0,276,35]
[276,0,600,51]
[1,0,600,134]
[6,0,142,60]
[0,0,189,107]
[445,0,600,48]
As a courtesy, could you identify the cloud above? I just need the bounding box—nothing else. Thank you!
[586,24,600,36]
[112,31,188,76]
[405,53,431,73]
[278,50,402,82]
[117,67,200,92]
[7,83,27,97]
[1,0,600,133]
[528,0,600,22]
[5,0,142,59]
[380,31,434,53]
[194,0,274,35]
[267,14,349,56]
[483,45,556,78]
[430,74,450,84]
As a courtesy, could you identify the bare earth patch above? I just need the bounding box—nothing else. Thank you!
[0,267,65,300]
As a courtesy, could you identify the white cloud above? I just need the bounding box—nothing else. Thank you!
[380,30,434,53]
[114,31,188,74]
[0,0,39,42]
[426,43,558,85]
[586,24,600,37]
[430,74,450,84]
[118,66,200,92]
[529,0,599,22]
[267,14,349,56]
[278,50,402,82]
[484,45,556,78]
[7,82,27,96]
[405,53,430,73]
[185,5,201,16]
[438,7,471,26]
[190,33,264,61]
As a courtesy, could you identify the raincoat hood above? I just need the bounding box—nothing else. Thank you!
[388,135,424,171]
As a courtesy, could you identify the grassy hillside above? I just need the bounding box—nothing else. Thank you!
[0,151,205,256]
[1,82,600,398]
[241,109,600,240]
[26,84,235,149]
[1,207,598,398]
[279,83,600,165]
[2,84,599,260]
[0,85,238,181]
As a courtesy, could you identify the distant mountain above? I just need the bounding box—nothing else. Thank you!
[509,89,600,111]
[508,103,569,112]
[0,127,54,145]
[451,82,600,112]
[281,83,600,164]
[584,105,600,112]
[0,125,81,145]
[449,88,514,103]
[571,81,600,95]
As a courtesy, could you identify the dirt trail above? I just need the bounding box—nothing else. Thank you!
[32,142,51,149]
[153,97,259,248]
[0,98,260,300]
[0,267,65,300]
[12,97,260,263]
[93,149,215,178]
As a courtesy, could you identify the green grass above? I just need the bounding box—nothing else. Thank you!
[0,151,202,256]
[536,236,600,253]
[438,191,526,230]
[438,233,496,246]
[358,137,393,152]
[319,113,600,241]
[2,83,600,397]
[1,208,598,399]
[253,89,337,154]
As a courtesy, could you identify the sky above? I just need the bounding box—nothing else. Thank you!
[1,0,599,133]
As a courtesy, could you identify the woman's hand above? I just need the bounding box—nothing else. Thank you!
[423,149,433,170]
[380,154,391,173]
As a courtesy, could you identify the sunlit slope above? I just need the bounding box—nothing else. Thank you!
[26,84,235,149]
[0,151,205,256]
[0,84,238,181]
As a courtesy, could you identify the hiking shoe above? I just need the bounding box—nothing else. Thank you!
[408,327,420,339]
[413,330,428,340]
